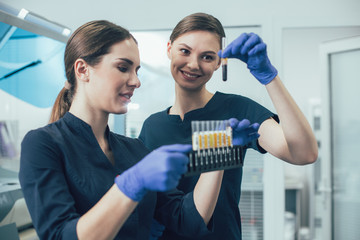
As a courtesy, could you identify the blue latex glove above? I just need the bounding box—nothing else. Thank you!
[219,33,278,85]
[149,218,165,240]
[229,118,260,146]
[115,144,191,202]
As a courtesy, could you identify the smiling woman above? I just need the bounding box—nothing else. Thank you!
[138,12,317,240]
[167,30,221,102]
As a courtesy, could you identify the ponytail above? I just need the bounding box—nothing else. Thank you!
[49,87,73,123]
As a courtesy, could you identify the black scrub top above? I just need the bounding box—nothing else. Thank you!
[19,112,211,240]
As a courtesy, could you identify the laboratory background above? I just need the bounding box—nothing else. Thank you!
[0,0,359,239]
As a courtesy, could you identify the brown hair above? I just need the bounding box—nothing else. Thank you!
[169,12,225,47]
[49,20,136,123]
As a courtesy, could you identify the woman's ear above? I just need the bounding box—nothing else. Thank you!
[167,40,172,59]
[74,58,89,82]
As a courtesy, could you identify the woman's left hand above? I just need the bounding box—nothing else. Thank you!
[218,32,278,85]
[229,118,260,146]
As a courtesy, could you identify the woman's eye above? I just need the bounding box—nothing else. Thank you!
[118,66,128,72]
[202,55,214,61]
[180,49,190,54]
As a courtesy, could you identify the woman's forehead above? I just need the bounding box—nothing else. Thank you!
[174,31,221,49]
[108,39,140,63]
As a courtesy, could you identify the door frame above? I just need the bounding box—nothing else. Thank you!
[319,35,360,240]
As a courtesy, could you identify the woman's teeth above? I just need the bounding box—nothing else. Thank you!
[183,72,199,78]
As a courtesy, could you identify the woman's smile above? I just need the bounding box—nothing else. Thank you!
[118,92,133,104]
[180,70,202,80]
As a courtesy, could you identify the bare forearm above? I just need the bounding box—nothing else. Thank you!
[264,76,318,164]
[193,170,224,224]
[77,184,137,240]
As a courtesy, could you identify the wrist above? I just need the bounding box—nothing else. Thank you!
[262,71,278,85]
[252,66,278,85]
[115,169,147,202]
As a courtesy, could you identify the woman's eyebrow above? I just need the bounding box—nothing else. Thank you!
[202,51,217,55]
[178,44,217,55]
[117,58,134,65]
[178,43,192,50]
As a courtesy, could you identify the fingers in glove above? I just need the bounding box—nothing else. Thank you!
[231,33,250,56]
[240,33,262,55]
[248,42,267,56]
[159,144,192,153]
[229,118,251,130]
[166,152,189,174]
[221,33,248,58]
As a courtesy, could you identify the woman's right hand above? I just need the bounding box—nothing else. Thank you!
[115,144,191,202]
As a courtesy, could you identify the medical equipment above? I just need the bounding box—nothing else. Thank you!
[185,120,244,176]
[222,37,228,81]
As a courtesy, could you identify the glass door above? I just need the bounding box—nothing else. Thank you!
[319,36,360,240]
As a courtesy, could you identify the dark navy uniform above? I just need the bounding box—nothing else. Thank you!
[139,92,278,240]
[19,112,211,240]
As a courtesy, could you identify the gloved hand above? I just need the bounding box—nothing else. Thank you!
[219,33,278,85]
[229,118,260,146]
[115,144,191,202]
[149,218,165,240]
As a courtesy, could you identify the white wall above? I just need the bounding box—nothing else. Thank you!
[2,0,360,32]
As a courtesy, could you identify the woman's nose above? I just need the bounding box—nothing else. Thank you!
[187,55,200,70]
[128,74,141,88]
